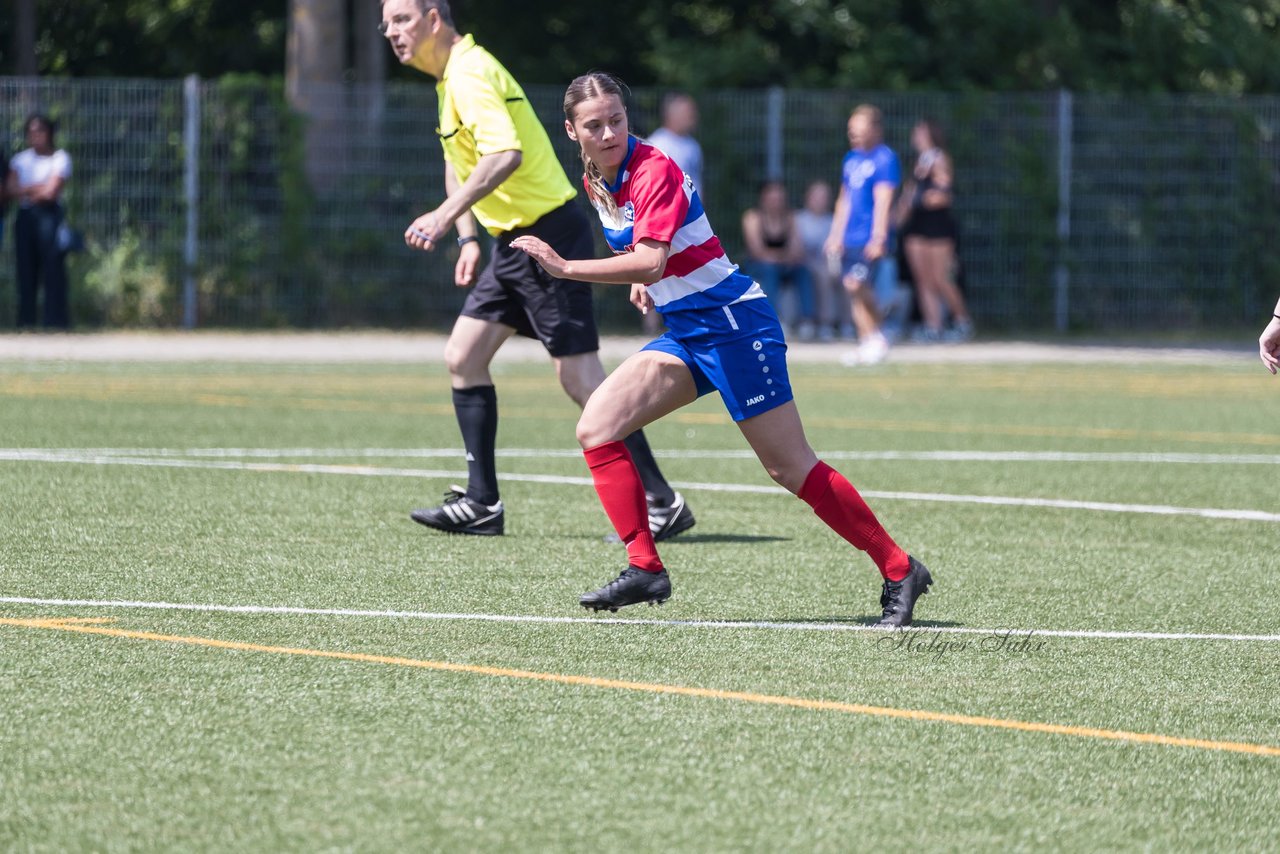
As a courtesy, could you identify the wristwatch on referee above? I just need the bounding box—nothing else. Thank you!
[457,236,479,248]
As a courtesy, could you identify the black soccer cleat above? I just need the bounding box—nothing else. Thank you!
[410,485,504,536]
[580,566,672,612]
[874,556,933,627]
[648,491,696,542]
[602,492,697,544]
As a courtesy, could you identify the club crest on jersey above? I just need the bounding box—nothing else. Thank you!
[849,160,877,188]
[595,198,635,233]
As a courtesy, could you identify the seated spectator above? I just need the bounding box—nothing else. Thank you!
[794,179,853,341]
[742,180,816,339]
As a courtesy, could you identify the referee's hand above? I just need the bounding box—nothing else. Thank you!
[455,241,481,287]
[405,212,442,251]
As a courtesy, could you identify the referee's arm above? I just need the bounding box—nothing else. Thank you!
[443,164,486,287]
[406,149,521,250]
[434,149,522,235]
[443,166,480,240]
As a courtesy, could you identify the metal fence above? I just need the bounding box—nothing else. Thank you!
[1,76,1277,332]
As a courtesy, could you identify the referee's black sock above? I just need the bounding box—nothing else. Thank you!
[623,429,676,506]
[453,385,500,506]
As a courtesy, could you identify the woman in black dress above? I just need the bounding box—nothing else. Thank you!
[898,119,972,342]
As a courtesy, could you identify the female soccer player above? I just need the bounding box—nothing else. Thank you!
[512,73,933,626]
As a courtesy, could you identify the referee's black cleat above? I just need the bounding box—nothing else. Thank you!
[580,566,672,612]
[648,491,696,542]
[874,556,933,628]
[410,485,504,536]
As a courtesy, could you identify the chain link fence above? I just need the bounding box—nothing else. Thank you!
[1,76,1277,332]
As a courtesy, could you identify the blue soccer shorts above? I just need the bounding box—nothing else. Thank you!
[842,243,899,309]
[642,296,794,422]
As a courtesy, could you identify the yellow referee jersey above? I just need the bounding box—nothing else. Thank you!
[437,35,576,235]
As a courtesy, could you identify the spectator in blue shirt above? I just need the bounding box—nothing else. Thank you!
[824,104,900,365]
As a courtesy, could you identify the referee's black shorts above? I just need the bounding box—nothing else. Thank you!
[461,201,600,357]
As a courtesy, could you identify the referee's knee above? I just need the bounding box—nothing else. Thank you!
[443,342,488,384]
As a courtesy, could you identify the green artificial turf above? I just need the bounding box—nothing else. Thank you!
[1,356,1277,851]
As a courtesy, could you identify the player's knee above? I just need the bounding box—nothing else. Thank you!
[576,416,604,449]
[761,460,807,495]
[576,405,623,448]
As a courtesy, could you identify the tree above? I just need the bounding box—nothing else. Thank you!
[286,0,346,191]
[11,0,36,76]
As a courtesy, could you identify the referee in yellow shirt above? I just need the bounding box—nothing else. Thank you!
[380,0,695,539]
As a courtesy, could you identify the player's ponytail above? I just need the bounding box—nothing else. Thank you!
[564,72,628,223]
[581,151,618,222]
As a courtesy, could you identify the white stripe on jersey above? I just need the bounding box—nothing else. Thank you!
[649,255,739,306]
[669,212,714,253]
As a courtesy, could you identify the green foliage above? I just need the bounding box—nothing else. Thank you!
[460,0,1280,93]
[193,74,319,327]
[0,0,285,78]
[75,228,174,326]
[6,0,1280,94]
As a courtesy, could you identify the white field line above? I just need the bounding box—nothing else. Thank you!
[7,447,1280,465]
[1,596,1278,643]
[3,448,1279,523]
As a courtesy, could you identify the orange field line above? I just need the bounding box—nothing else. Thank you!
[4,615,1276,758]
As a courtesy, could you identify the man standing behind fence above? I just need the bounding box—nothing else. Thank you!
[646,92,704,195]
[824,104,899,366]
[378,0,695,540]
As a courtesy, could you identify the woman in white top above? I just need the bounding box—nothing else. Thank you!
[6,114,73,329]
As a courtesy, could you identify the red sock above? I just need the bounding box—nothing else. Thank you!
[583,441,663,573]
[798,461,910,581]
